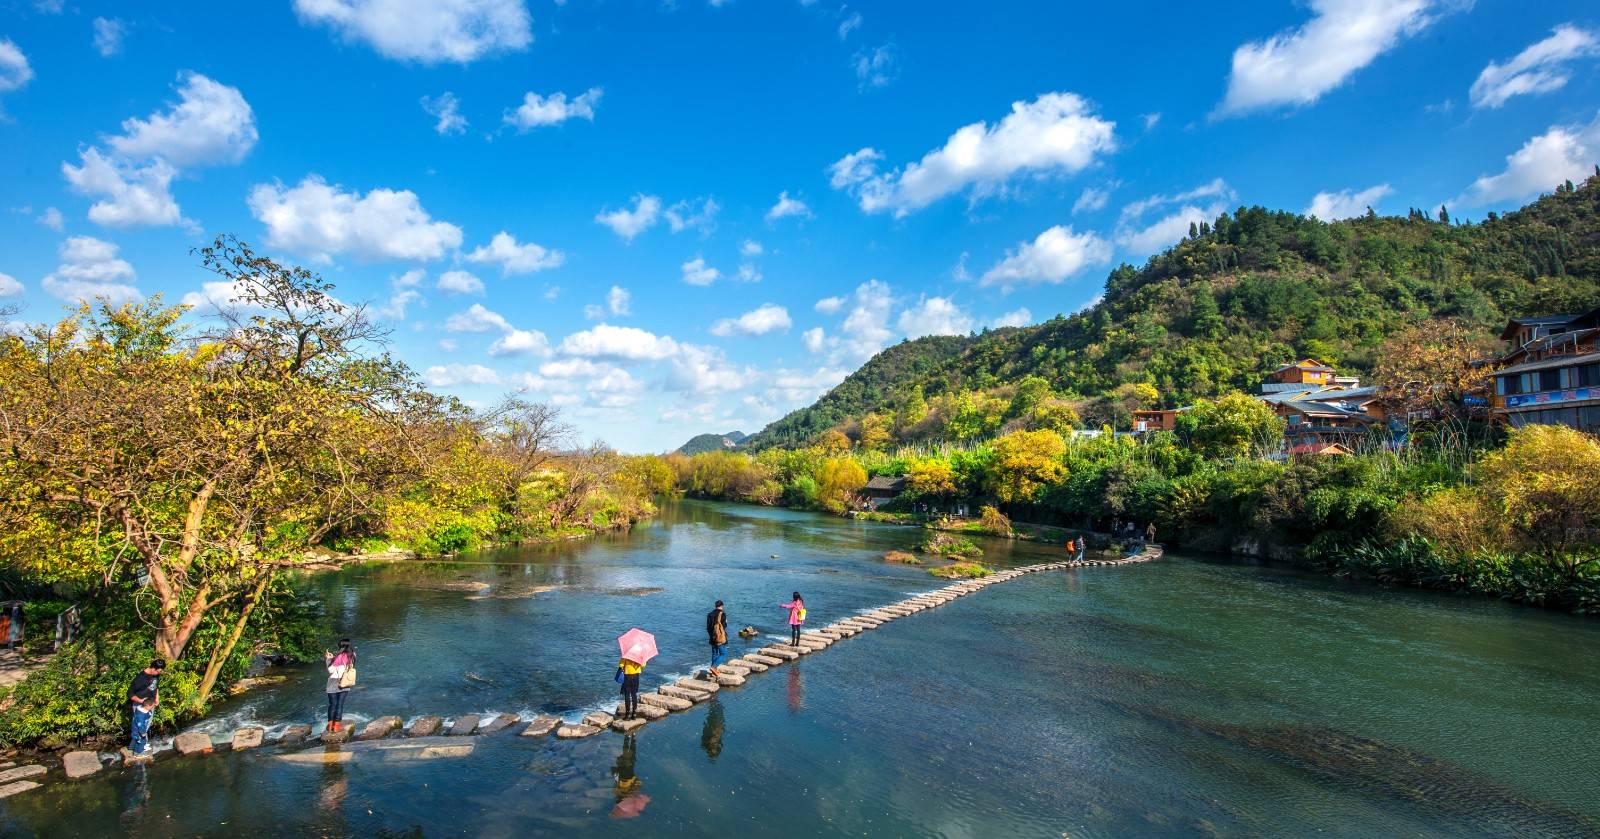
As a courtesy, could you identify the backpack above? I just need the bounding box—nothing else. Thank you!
[797,607,807,622]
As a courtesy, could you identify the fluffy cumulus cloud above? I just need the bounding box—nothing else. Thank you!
[979,225,1112,290]
[503,87,602,131]
[444,302,512,333]
[1454,111,1600,207]
[1218,0,1445,116]
[441,303,546,356]
[41,236,141,305]
[375,269,424,319]
[558,324,680,361]
[0,272,22,297]
[62,149,182,228]
[1305,184,1392,220]
[665,197,719,234]
[1471,24,1600,109]
[992,307,1032,329]
[1115,178,1235,255]
[107,72,258,167]
[436,269,484,295]
[829,92,1117,216]
[36,207,63,231]
[710,303,791,337]
[464,230,563,274]
[293,0,532,64]
[1072,186,1110,215]
[426,363,501,387]
[92,17,125,57]
[606,285,631,316]
[0,39,32,93]
[765,191,812,222]
[740,239,763,257]
[420,91,468,135]
[667,344,748,394]
[802,326,827,353]
[595,194,661,241]
[488,327,548,357]
[838,279,893,358]
[681,257,721,286]
[814,295,845,315]
[897,296,974,338]
[249,176,462,261]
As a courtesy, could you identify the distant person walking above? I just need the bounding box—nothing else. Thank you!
[127,659,165,758]
[706,600,728,677]
[779,592,805,646]
[323,639,356,733]
[1145,522,1157,543]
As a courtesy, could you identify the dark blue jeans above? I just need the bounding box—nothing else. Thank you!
[710,642,726,668]
[130,706,152,754]
[327,690,347,722]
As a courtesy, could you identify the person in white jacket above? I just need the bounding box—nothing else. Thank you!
[323,638,355,733]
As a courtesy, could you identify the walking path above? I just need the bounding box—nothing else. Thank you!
[1,546,1163,799]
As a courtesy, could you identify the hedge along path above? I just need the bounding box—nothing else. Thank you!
[17,546,1164,797]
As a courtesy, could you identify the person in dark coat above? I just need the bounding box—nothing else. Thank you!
[706,600,728,677]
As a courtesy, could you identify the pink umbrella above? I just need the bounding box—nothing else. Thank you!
[617,628,658,666]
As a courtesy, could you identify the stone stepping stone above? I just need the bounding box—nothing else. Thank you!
[479,713,521,735]
[640,692,692,711]
[615,702,668,720]
[0,781,39,799]
[354,716,401,741]
[611,717,647,733]
[745,653,784,666]
[446,714,481,736]
[658,685,710,703]
[768,644,809,657]
[555,724,603,739]
[711,671,745,687]
[281,724,313,744]
[320,726,351,745]
[520,715,560,737]
[760,647,800,660]
[176,732,215,754]
[408,716,443,737]
[63,751,102,780]
[716,662,751,676]
[0,765,44,784]
[582,711,615,729]
[232,726,266,750]
[677,677,720,693]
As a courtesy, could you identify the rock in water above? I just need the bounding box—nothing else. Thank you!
[611,717,647,733]
[640,692,693,711]
[479,713,521,735]
[582,711,615,729]
[175,732,214,754]
[0,781,39,799]
[63,751,102,780]
[231,727,266,750]
[555,724,603,739]
[520,716,560,737]
[354,716,400,741]
[446,715,481,736]
[280,724,313,744]
[408,716,443,737]
[319,726,351,745]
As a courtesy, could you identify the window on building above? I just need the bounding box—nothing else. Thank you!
[1539,369,1562,391]
[1580,364,1600,387]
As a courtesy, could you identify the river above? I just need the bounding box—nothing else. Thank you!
[4,500,1599,838]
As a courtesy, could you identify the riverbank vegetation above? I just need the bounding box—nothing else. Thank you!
[0,237,671,747]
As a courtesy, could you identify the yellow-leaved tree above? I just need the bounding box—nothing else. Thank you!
[985,429,1067,504]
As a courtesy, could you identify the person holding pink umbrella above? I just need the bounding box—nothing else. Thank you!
[616,627,657,720]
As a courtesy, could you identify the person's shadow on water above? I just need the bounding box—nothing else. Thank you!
[701,699,725,761]
[787,665,804,716]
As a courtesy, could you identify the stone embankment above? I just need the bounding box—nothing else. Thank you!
[4,545,1162,799]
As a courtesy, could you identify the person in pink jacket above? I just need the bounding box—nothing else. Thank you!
[779,592,805,646]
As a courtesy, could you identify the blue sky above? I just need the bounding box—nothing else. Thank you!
[3,0,1599,452]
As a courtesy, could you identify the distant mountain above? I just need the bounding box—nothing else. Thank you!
[744,174,1600,450]
[675,430,747,455]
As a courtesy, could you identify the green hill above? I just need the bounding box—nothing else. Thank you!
[674,430,747,455]
[745,173,1600,450]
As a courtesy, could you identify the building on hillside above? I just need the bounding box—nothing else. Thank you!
[860,475,906,510]
[1261,359,1351,393]
[1274,400,1383,456]
[1490,307,1600,432]
[1132,409,1180,432]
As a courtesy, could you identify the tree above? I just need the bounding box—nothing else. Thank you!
[817,429,851,454]
[1478,425,1600,566]
[1007,375,1052,419]
[985,429,1067,503]
[1026,399,1081,434]
[814,457,867,513]
[856,413,892,451]
[1177,392,1285,459]
[906,457,957,498]
[895,386,928,432]
[1372,319,1496,425]
[1190,286,1224,337]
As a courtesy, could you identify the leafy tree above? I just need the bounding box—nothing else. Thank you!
[906,457,957,497]
[815,457,867,513]
[1007,375,1052,419]
[818,429,851,454]
[1177,392,1285,459]
[856,413,892,451]
[1478,425,1600,565]
[986,429,1067,503]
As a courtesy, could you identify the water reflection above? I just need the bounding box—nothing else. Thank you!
[116,763,149,830]
[609,734,649,819]
[786,665,804,715]
[701,699,725,760]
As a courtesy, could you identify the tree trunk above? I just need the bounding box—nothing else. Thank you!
[193,572,273,709]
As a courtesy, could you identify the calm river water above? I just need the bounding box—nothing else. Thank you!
[4,500,1599,838]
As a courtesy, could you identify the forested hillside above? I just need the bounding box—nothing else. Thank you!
[745,174,1600,450]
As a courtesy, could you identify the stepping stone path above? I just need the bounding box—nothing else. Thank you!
[63,751,102,780]
[7,546,1163,798]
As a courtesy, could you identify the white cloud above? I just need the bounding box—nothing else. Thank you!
[736,262,762,282]
[426,363,502,387]
[538,358,606,379]
[92,17,125,57]
[40,236,141,305]
[839,278,892,358]
[1142,112,1161,131]
[710,303,791,337]
[766,365,850,404]
[595,194,661,241]
[854,44,898,89]
[376,286,421,320]
[1218,0,1444,116]
[897,296,973,338]
[0,273,22,297]
[107,72,258,167]
[667,344,748,393]
[0,39,33,93]
[979,224,1112,289]
[606,285,631,316]
[437,338,458,352]
[1115,179,1234,255]
[1072,186,1110,215]
[37,207,63,231]
[504,87,602,131]
[443,303,513,333]
[802,326,826,353]
[393,267,425,288]
[583,304,605,320]
[1305,184,1392,220]
[814,295,845,314]
[62,149,182,228]
[681,257,721,286]
[829,92,1117,216]
[293,0,532,64]
[249,176,462,261]
[1471,24,1600,109]
[838,11,861,39]
[559,324,680,360]
[765,191,812,222]
[1454,111,1600,207]
[463,230,563,274]
[421,91,468,135]
[488,327,548,357]
[740,239,763,257]
[436,269,484,295]
[992,307,1032,329]
[665,197,719,234]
